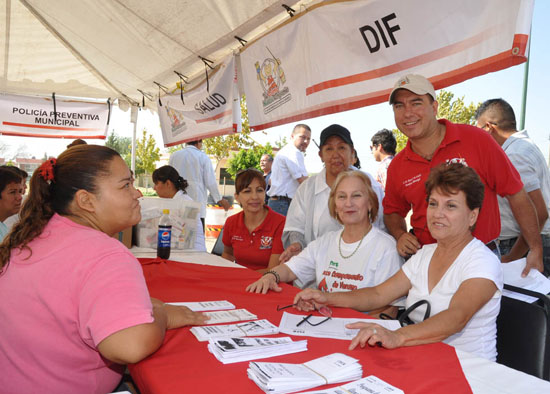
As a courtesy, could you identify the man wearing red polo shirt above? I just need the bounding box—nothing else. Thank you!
[383,74,542,277]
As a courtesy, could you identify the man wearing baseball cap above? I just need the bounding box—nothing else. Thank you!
[383,74,542,277]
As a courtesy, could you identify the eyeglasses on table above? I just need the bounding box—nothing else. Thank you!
[277,303,333,327]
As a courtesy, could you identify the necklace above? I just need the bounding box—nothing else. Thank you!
[338,225,371,259]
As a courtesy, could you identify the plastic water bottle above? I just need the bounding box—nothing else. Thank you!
[157,209,171,259]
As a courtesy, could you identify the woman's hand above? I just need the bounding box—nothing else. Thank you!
[279,243,302,263]
[246,274,282,294]
[293,288,330,312]
[346,322,405,350]
[164,304,209,329]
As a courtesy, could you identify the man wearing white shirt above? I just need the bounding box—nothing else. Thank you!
[476,98,550,276]
[267,124,311,216]
[169,140,230,230]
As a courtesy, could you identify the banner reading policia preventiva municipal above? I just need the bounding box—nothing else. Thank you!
[239,0,533,131]
[0,92,110,139]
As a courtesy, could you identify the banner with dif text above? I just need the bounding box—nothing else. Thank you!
[240,0,533,131]
[158,55,241,146]
[0,93,109,139]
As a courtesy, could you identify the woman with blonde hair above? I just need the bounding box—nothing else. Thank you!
[247,170,401,316]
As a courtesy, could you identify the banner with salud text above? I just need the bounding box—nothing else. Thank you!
[0,92,110,139]
[158,55,241,147]
[239,0,533,131]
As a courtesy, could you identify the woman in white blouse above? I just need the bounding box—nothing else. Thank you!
[293,163,503,361]
[280,124,385,265]
[247,170,401,317]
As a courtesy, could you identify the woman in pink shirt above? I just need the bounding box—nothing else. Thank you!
[0,145,207,394]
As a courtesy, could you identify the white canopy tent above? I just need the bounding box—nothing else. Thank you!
[1,0,318,168]
[0,0,315,108]
[0,0,534,168]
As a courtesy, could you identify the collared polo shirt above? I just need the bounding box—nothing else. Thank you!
[222,206,285,270]
[498,130,550,238]
[383,119,523,245]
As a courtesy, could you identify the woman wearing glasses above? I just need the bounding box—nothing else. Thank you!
[221,168,286,272]
[0,146,207,393]
[152,165,206,251]
[294,163,503,361]
[247,170,401,316]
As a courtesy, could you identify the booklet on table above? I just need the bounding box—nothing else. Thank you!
[167,300,235,311]
[278,312,400,340]
[247,353,362,394]
[190,319,279,341]
[305,375,404,394]
[208,337,307,364]
[202,309,257,324]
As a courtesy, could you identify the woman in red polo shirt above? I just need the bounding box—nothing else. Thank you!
[222,168,285,272]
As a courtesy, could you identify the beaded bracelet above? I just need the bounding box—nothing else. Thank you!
[263,270,280,284]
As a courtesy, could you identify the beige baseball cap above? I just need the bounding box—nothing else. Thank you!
[389,74,436,104]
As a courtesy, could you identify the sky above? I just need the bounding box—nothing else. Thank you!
[2,1,549,178]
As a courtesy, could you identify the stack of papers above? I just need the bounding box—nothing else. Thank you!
[190,319,279,341]
[202,309,257,324]
[167,300,235,311]
[502,258,550,303]
[247,353,362,394]
[279,312,400,340]
[306,375,404,394]
[208,337,307,364]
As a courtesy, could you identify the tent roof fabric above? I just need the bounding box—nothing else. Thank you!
[0,0,316,109]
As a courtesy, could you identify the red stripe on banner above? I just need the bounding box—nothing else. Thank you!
[0,130,106,139]
[164,125,236,147]
[195,109,232,124]
[2,121,104,132]
[306,33,528,96]
[251,44,527,132]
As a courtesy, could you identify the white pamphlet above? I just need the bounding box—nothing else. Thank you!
[247,353,362,394]
[202,309,257,324]
[190,319,279,341]
[305,375,404,394]
[502,258,550,303]
[208,336,307,364]
[167,300,235,311]
[279,312,400,340]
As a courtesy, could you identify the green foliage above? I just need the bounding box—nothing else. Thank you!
[105,132,132,167]
[392,89,480,154]
[274,136,288,149]
[202,95,254,169]
[227,143,273,177]
[134,129,160,175]
[393,129,408,154]
[436,90,480,125]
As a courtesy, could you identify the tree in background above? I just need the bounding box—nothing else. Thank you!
[227,143,274,177]
[436,90,479,125]
[202,96,254,170]
[105,132,132,167]
[134,129,160,175]
[393,89,480,153]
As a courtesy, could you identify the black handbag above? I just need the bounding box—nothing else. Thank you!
[380,299,431,327]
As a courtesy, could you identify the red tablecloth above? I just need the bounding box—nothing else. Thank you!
[129,258,472,394]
